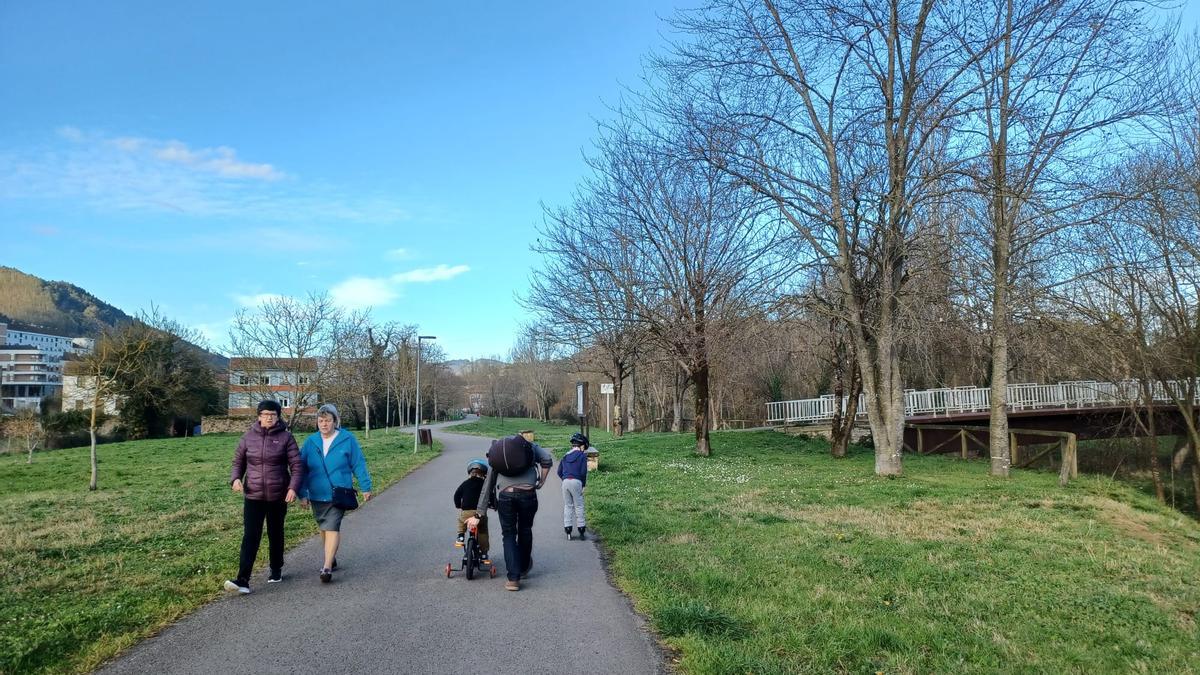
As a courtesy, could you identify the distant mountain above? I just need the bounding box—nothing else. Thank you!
[0,266,227,369]
[445,358,506,376]
[0,266,135,337]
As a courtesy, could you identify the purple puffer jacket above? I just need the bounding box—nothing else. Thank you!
[230,421,303,501]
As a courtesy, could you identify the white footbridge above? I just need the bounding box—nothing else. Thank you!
[766,379,1200,426]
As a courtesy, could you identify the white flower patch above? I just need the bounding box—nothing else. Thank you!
[663,460,754,485]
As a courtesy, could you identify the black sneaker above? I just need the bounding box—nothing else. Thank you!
[319,568,332,583]
[577,527,587,541]
[565,526,573,540]
[267,569,283,583]
[223,579,251,594]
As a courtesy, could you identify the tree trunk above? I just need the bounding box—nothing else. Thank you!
[693,361,711,457]
[627,364,637,433]
[847,301,904,475]
[987,0,1015,479]
[362,394,371,439]
[89,390,100,491]
[830,338,862,458]
[1191,441,1200,514]
[671,367,685,433]
[27,440,34,464]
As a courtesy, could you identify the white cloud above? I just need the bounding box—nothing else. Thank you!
[138,138,282,181]
[331,276,399,310]
[57,126,84,142]
[385,248,413,261]
[234,293,286,308]
[0,128,422,224]
[390,264,470,283]
[329,264,471,310]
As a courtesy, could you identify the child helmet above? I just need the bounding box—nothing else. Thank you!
[466,458,488,475]
[570,432,588,447]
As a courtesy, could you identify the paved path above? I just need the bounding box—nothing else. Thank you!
[98,422,665,675]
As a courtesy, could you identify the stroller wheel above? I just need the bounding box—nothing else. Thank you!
[444,563,452,578]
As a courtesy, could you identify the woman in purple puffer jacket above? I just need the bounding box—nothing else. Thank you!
[223,399,303,594]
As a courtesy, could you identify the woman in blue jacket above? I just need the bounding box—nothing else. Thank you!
[298,403,372,583]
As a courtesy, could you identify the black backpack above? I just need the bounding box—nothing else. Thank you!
[487,434,534,477]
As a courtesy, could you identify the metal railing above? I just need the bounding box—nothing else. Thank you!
[766,378,1200,425]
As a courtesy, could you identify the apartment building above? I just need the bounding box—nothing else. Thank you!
[0,323,96,412]
[227,357,320,416]
[0,345,60,412]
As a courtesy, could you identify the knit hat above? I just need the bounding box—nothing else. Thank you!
[257,400,282,414]
[316,403,340,428]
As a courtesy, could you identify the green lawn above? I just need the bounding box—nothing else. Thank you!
[0,430,437,674]
[460,418,1200,674]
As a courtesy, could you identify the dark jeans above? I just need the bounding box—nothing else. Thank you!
[496,490,538,581]
[237,498,287,584]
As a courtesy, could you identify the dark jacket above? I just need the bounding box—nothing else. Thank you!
[230,420,303,501]
[454,475,486,510]
[557,447,588,487]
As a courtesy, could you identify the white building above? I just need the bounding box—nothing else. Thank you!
[60,360,120,415]
[0,346,61,412]
[0,323,96,412]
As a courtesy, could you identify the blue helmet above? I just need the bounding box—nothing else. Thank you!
[570,432,588,447]
[467,458,488,475]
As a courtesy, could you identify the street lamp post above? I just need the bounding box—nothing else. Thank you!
[414,335,436,453]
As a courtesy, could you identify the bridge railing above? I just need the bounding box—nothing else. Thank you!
[767,378,1199,425]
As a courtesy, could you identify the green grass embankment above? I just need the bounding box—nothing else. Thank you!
[461,418,1200,673]
[0,430,437,674]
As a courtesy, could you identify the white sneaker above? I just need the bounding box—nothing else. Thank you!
[223,579,251,594]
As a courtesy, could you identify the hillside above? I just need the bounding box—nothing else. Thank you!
[0,266,227,369]
[0,266,135,338]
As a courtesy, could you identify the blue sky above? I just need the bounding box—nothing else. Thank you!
[2,2,1197,360]
[0,1,687,359]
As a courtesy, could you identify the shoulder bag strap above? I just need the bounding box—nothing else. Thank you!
[317,432,346,490]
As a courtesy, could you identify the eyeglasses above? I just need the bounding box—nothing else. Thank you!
[258,412,279,417]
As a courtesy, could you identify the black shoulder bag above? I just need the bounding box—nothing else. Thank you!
[319,437,359,511]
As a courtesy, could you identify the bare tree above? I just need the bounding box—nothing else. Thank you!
[666,0,991,472]
[228,292,342,428]
[952,0,1163,477]
[510,325,563,422]
[542,116,794,455]
[79,324,153,490]
[4,410,44,464]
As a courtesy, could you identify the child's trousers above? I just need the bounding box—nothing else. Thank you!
[561,478,586,528]
[457,509,490,553]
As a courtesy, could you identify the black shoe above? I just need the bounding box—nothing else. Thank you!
[332,558,338,570]
[578,527,586,540]
[565,526,573,540]
[267,569,283,583]
[319,568,332,583]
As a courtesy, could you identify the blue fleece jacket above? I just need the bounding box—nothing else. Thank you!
[557,447,588,487]
[298,430,372,501]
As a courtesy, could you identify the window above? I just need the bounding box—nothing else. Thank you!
[259,376,271,385]
[238,375,250,385]
[298,376,309,385]
[279,398,291,408]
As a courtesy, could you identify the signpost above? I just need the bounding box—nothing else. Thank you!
[600,382,614,432]
[576,381,589,441]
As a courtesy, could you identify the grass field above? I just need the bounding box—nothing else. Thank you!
[457,418,1200,674]
[0,430,437,674]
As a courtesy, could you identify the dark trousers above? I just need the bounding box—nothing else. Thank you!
[237,498,287,584]
[496,490,538,581]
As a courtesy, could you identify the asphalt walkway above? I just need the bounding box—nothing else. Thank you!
[98,421,664,675]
